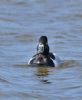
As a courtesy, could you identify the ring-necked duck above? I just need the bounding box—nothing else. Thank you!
[28,36,60,67]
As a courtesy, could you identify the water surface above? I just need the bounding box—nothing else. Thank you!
[0,0,82,100]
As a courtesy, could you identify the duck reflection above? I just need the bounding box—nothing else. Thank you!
[36,66,48,76]
[36,66,51,84]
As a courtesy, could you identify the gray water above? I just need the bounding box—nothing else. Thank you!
[0,0,82,100]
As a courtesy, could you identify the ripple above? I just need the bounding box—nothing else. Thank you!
[60,60,79,68]
[63,85,82,90]
[0,77,10,83]
[15,34,35,43]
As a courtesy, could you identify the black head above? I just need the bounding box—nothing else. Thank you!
[39,36,48,45]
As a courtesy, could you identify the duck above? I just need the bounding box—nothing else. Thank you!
[28,36,62,67]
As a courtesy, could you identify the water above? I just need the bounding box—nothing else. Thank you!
[0,0,82,100]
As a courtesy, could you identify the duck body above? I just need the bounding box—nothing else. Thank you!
[28,53,61,67]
